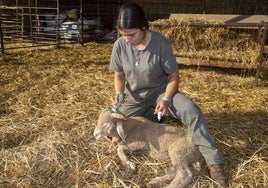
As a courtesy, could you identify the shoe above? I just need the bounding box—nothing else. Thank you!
[208,164,228,186]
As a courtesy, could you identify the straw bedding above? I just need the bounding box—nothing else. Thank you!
[0,38,267,187]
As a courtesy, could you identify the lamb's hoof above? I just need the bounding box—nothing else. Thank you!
[126,161,136,171]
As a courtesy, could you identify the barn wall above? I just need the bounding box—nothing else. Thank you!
[1,0,267,29]
[125,0,268,21]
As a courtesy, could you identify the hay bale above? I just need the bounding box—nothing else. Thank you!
[150,18,261,69]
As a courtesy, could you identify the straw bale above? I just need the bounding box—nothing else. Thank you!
[150,18,261,69]
[0,42,267,187]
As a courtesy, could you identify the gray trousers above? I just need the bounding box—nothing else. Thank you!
[120,92,223,165]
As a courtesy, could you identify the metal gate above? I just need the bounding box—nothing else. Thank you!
[0,0,121,52]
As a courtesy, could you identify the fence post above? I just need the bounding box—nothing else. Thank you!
[56,0,60,47]
[79,0,84,45]
[0,20,4,55]
[255,22,268,86]
[28,0,33,44]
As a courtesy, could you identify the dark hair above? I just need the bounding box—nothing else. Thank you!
[116,3,148,30]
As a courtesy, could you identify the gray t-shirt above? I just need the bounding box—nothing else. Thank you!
[110,31,178,102]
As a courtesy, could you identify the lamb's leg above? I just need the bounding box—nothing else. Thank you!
[147,144,182,187]
[166,165,193,188]
[147,166,176,188]
[117,144,136,171]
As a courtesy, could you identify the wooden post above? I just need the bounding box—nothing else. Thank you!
[28,0,33,44]
[56,0,60,47]
[16,0,19,38]
[0,20,4,54]
[255,22,268,86]
[79,0,84,45]
[35,0,39,41]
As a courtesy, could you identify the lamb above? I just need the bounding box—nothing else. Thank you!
[93,109,204,188]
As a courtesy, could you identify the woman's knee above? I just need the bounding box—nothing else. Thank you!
[171,94,202,118]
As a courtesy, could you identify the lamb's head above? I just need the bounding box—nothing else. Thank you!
[93,109,127,142]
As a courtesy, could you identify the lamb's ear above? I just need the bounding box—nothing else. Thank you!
[111,112,127,121]
[116,121,126,142]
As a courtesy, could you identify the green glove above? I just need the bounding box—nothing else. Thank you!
[111,93,126,113]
